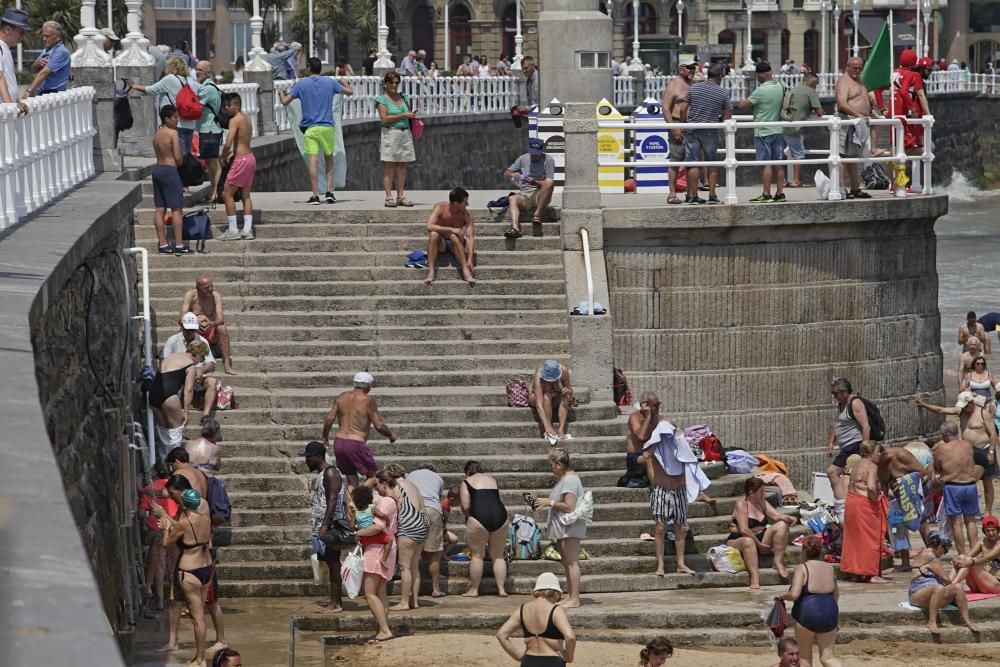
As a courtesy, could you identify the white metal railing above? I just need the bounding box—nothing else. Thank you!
[579,228,595,317]
[0,87,96,230]
[217,82,260,137]
[273,79,294,132]
[599,114,934,204]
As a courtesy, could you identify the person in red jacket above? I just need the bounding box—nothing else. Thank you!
[874,49,930,155]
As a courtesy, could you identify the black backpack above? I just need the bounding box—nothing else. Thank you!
[862,163,891,190]
[113,82,133,147]
[850,395,886,441]
[204,82,232,129]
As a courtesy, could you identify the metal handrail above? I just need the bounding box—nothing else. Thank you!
[579,228,595,317]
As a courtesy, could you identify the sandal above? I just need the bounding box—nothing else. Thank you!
[504,227,522,239]
[384,197,397,208]
[666,196,682,204]
[397,197,414,207]
[530,215,542,224]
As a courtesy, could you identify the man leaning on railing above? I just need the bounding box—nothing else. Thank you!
[0,8,29,116]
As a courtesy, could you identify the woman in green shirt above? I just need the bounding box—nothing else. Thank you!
[375,71,418,207]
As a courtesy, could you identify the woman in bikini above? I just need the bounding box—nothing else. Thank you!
[380,464,430,611]
[154,486,214,667]
[496,572,576,666]
[953,515,1000,594]
[461,460,510,597]
[908,530,977,635]
[962,356,996,403]
[727,477,796,589]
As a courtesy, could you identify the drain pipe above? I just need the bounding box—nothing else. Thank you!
[578,228,595,316]
[123,246,155,465]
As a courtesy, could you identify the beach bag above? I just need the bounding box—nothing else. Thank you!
[113,82,133,148]
[700,435,724,462]
[487,193,513,214]
[340,545,364,599]
[410,117,425,140]
[755,454,789,477]
[541,540,589,561]
[558,490,594,525]
[322,517,359,551]
[174,75,204,120]
[849,395,886,441]
[862,163,891,190]
[765,598,790,638]
[508,514,542,560]
[725,449,759,474]
[205,475,231,523]
[215,385,237,410]
[182,209,210,252]
[613,367,633,406]
[505,378,530,407]
[780,87,796,122]
[707,544,746,573]
[683,424,712,447]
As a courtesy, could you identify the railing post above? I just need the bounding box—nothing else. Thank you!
[923,115,934,195]
[724,118,738,204]
[828,116,842,201]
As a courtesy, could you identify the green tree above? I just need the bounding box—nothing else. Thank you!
[0,0,126,50]
[227,0,287,49]
[289,0,377,62]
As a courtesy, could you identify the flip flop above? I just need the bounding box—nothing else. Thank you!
[531,216,542,224]
[666,196,682,204]
[367,635,395,644]
[431,591,448,598]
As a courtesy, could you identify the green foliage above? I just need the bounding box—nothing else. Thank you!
[289,0,376,58]
[0,0,127,50]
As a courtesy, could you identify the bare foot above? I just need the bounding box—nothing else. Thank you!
[498,591,509,598]
[750,582,761,590]
[389,603,412,612]
[775,565,789,579]
[224,366,237,375]
[677,565,697,575]
[868,576,892,584]
[463,271,477,286]
[558,599,582,609]
[966,620,979,633]
[927,622,941,635]
[461,590,480,598]
[153,643,180,654]
[655,568,665,577]
[424,270,436,285]
[317,604,343,613]
[207,641,228,653]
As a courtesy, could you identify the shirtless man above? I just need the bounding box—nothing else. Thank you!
[529,360,573,445]
[931,421,982,555]
[151,104,190,254]
[834,57,872,198]
[181,275,236,375]
[639,435,696,577]
[960,311,991,353]
[625,393,661,487]
[217,92,257,241]
[424,186,476,286]
[165,446,208,499]
[321,371,397,490]
[878,446,931,570]
[661,60,692,204]
[772,638,810,667]
[959,336,985,389]
[916,391,998,514]
[185,417,222,478]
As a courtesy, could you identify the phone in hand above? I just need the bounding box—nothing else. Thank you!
[523,492,536,508]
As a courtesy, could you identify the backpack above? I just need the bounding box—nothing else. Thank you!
[780,86,796,122]
[487,193,513,215]
[505,378,530,407]
[849,395,886,441]
[113,82,134,142]
[205,475,232,523]
[204,82,231,129]
[178,152,206,187]
[174,75,204,120]
[862,163,891,190]
[507,514,542,560]
[613,367,633,406]
[700,435,724,462]
[182,209,210,252]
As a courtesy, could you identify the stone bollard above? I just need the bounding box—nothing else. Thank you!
[245,70,276,135]
[116,64,156,159]
[71,66,122,171]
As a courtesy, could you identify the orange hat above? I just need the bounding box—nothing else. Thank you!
[900,49,918,68]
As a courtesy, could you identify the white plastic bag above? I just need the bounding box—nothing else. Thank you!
[310,553,321,583]
[708,544,747,573]
[340,545,364,599]
[559,490,594,525]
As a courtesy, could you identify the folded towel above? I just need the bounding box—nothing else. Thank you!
[898,602,956,612]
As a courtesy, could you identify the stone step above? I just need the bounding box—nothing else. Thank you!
[145,294,567,312]
[171,309,569,329]
[191,353,572,374]
[581,528,809,557]
[206,385,563,409]
[144,249,561,269]
[136,236,561,254]
[147,265,565,285]
[138,180,213,209]
[173,369,563,389]
[154,323,571,345]
[215,435,621,456]
[133,207,557,227]
[133,219,563,239]
[161,339,572,360]
[146,279,567,299]
[217,544,311,562]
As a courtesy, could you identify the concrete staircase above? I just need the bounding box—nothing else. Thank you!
[135,204,799,599]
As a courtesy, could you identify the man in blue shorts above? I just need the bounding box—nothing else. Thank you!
[680,62,732,204]
[933,421,981,555]
[740,61,786,203]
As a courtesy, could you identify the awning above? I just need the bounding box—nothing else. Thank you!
[854,16,917,47]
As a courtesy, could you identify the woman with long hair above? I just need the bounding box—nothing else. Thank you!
[375,71,417,207]
[726,477,796,588]
[782,535,842,667]
[496,572,576,666]
[460,460,509,597]
[532,448,586,607]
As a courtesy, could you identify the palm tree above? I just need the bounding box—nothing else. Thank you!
[0,0,126,50]
[289,0,377,61]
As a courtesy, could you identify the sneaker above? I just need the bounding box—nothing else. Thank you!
[158,245,174,255]
[772,193,786,202]
[173,244,192,254]
[324,191,337,204]
[217,229,243,241]
[687,196,707,204]
[850,189,872,199]
[707,194,721,204]
[307,195,321,205]
[240,229,255,240]
[749,193,773,203]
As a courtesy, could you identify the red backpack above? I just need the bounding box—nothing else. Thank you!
[174,75,203,120]
[700,435,723,462]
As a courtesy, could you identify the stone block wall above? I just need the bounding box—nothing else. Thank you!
[603,198,948,488]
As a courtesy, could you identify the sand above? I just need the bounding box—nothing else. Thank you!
[328,634,1000,666]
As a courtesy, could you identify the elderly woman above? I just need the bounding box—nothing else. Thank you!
[149,340,208,458]
[954,515,1000,594]
[726,477,796,588]
[152,481,213,666]
[131,57,201,155]
[460,460,509,597]
[375,71,417,208]
[908,530,977,635]
[840,440,889,583]
[380,463,429,611]
[496,572,576,666]
[357,469,399,644]
[532,448,586,608]
[782,534,842,667]
[963,356,996,403]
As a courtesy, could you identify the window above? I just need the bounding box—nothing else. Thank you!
[154,0,212,9]
[231,22,249,64]
[803,29,818,72]
[450,4,472,62]
[624,2,658,38]
[718,29,736,65]
[579,51,611,68]
[781,29,790,64]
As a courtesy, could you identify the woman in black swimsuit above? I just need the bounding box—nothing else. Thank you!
[154,481,213,667]
[150,340,208,435]
[496,572,576,666]
[460,460,510,597]
[727,477,797,589]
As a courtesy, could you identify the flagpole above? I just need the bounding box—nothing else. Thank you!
[888,9,894,158]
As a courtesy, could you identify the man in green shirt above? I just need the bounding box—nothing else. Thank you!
[783,72,825,187]
[740,61,786,203]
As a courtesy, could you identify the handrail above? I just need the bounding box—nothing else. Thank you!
[579,228,595,317]
[122,246,154,464]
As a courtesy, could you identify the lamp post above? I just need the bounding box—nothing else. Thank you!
[190,0,196,60]
[245,0,269,71]
[851,0,861,58]
[512,0,524,70]
[15,0,21,70]
[819,0,830,74]
[677,0,684,40]
[922,0,932,58]
[444,1,450,71]
[743,0,754,69]
[374,0,395,69]
[832,0,840,75]
[308,0,314,59]
[627,0,644,71]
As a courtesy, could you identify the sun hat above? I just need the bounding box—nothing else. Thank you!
[956,391,975,408]
[181,488,202,510]
[353,371,375,387]
[533,572,563,593]
[181,311,200,330]
[540,360,562,382]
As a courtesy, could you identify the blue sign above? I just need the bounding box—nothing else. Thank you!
[640,134,669,155]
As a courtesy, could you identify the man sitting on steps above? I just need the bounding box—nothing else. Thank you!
[322,371,398,490]
[503,137,555,239]
[161,312,220,421]
[180,275,236,375]
[424,186,476,286]
[529,360,573,445]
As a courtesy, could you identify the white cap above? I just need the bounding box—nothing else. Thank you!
[533,572,563,593]
[99,27,119,41]
[181,312,199,330]
[956,391,975,408]
[290,41,302,51]
[353,371,375,387]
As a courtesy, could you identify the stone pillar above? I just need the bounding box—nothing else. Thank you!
[72,68,120,170]
[119,64,158,158]
[537,0,613,105]
[245,70,275,135]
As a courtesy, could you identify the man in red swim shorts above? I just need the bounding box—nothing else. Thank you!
[321,371,398,490]
[218,92,257,241]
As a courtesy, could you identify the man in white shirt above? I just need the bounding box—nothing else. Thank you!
[162,311,220,419]
[0,8,29,115]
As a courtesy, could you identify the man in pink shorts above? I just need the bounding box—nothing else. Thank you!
[218,92,257,241]
[321,371,398,490]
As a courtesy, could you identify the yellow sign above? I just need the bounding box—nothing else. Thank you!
[596,98,625,194]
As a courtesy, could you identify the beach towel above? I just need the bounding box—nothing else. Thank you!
[899,602,956,612]
[642,421,710,503]
[841,491,888,578]
[894,471,925,531]
[966,592,1000,601]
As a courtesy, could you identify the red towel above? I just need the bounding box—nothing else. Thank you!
[841,491,888,577]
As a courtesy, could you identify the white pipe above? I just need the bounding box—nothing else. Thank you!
[308,0,315,59]
[15,0,21,71]
[579,229,595,317]
[123,247,154,464]
[108,0,113,36]
[191,0,197,61]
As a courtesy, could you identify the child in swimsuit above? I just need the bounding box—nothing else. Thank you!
[352,486,393,567]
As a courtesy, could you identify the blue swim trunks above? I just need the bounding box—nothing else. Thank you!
[942,482,980,517]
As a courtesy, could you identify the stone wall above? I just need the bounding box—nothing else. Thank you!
[0,176,141,665]
[602,196,949,488]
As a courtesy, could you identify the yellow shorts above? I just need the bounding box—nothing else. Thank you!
[303,126,335,156]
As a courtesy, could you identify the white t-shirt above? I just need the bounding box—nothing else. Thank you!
[162,332,216,368]
[0,41,19,102]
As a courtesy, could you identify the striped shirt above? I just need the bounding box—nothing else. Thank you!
[684,80,733,125]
